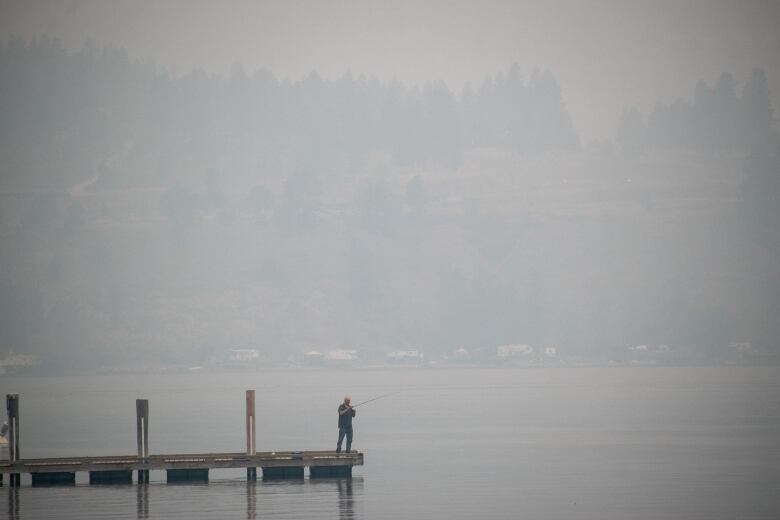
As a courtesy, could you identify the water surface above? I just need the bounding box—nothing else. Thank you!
[1,367,778,519]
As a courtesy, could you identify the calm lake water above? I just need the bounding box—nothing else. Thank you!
[1,367,779,519]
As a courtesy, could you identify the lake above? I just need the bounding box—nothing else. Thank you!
[1,366,779,519]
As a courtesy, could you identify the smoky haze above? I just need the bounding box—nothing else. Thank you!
[0,1,778,372]
[3,0,780,141]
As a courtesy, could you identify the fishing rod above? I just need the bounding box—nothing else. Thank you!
[349,391,401,409]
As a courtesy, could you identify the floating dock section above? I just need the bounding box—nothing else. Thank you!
[0,391,363,486]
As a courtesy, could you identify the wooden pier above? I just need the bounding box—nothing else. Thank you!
[0,391,363,486]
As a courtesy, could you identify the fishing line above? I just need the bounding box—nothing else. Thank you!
[349,391,402,409]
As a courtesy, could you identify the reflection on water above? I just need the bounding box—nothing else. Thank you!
[1,368,776,520]
[246,481,256,520]
[0,477,364,519]
[7,486,20,520]
[136,484,149,519]
[309,478,363,520]
[338,479,354,520]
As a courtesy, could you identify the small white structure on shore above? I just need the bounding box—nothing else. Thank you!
[0,351,39,374]
[386,350,424,363]
[303,351,325,365]
[496,344,533,358]
[453,347,469,358]
[228,349,260,362]
[326,349,358,361]
[729,342,752,353]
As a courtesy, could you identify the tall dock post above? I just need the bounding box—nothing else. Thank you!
[7,394,20,487]
[136,399,149,484]
[246,390,257,481]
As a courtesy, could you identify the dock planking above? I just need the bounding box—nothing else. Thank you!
[1,391,363,486]
[0,451,363,474]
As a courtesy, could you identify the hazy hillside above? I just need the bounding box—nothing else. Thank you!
[1,39,778,370]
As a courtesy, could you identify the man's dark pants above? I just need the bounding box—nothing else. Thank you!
[336,426,353,453]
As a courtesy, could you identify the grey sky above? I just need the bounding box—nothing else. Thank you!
[1,0,779,140]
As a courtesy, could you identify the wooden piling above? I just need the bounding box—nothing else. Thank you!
[246,390,256,455]
[136,399,149,483]
[6,394,20,487]
[246,390,257,480]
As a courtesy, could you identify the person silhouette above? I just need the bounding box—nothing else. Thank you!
[336,396,356,453]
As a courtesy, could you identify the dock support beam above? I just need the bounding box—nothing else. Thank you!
[136,399,149,484]
[6,394,21,487]
[310,465,353,479]
[261,466,304,479]
[166,469,208,483]
[31,472,76,486]
[90,470,133,485]
[246,390,257,480]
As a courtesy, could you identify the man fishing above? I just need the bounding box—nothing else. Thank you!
[336,396,356,453]
[335,392,398,453]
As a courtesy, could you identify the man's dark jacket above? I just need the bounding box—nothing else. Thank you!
[338,404,356,429]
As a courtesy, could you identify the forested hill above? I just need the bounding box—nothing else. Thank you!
[1,37,778,371]
[0,37,577,194]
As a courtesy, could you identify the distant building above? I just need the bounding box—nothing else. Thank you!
[386,350,424,364]
[228,349,260,362]
[0,352,39,374]
[496,344,533,358]
[729,342,752,353]
[453,347,470,359]
[544,347,557,357]
[303,351,325,365]
[325,349,358,362]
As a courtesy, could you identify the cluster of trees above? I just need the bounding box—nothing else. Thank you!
[460,64,578,152]
[617,69,777,155]
[0,37,579,193]
[617,67,780,259]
